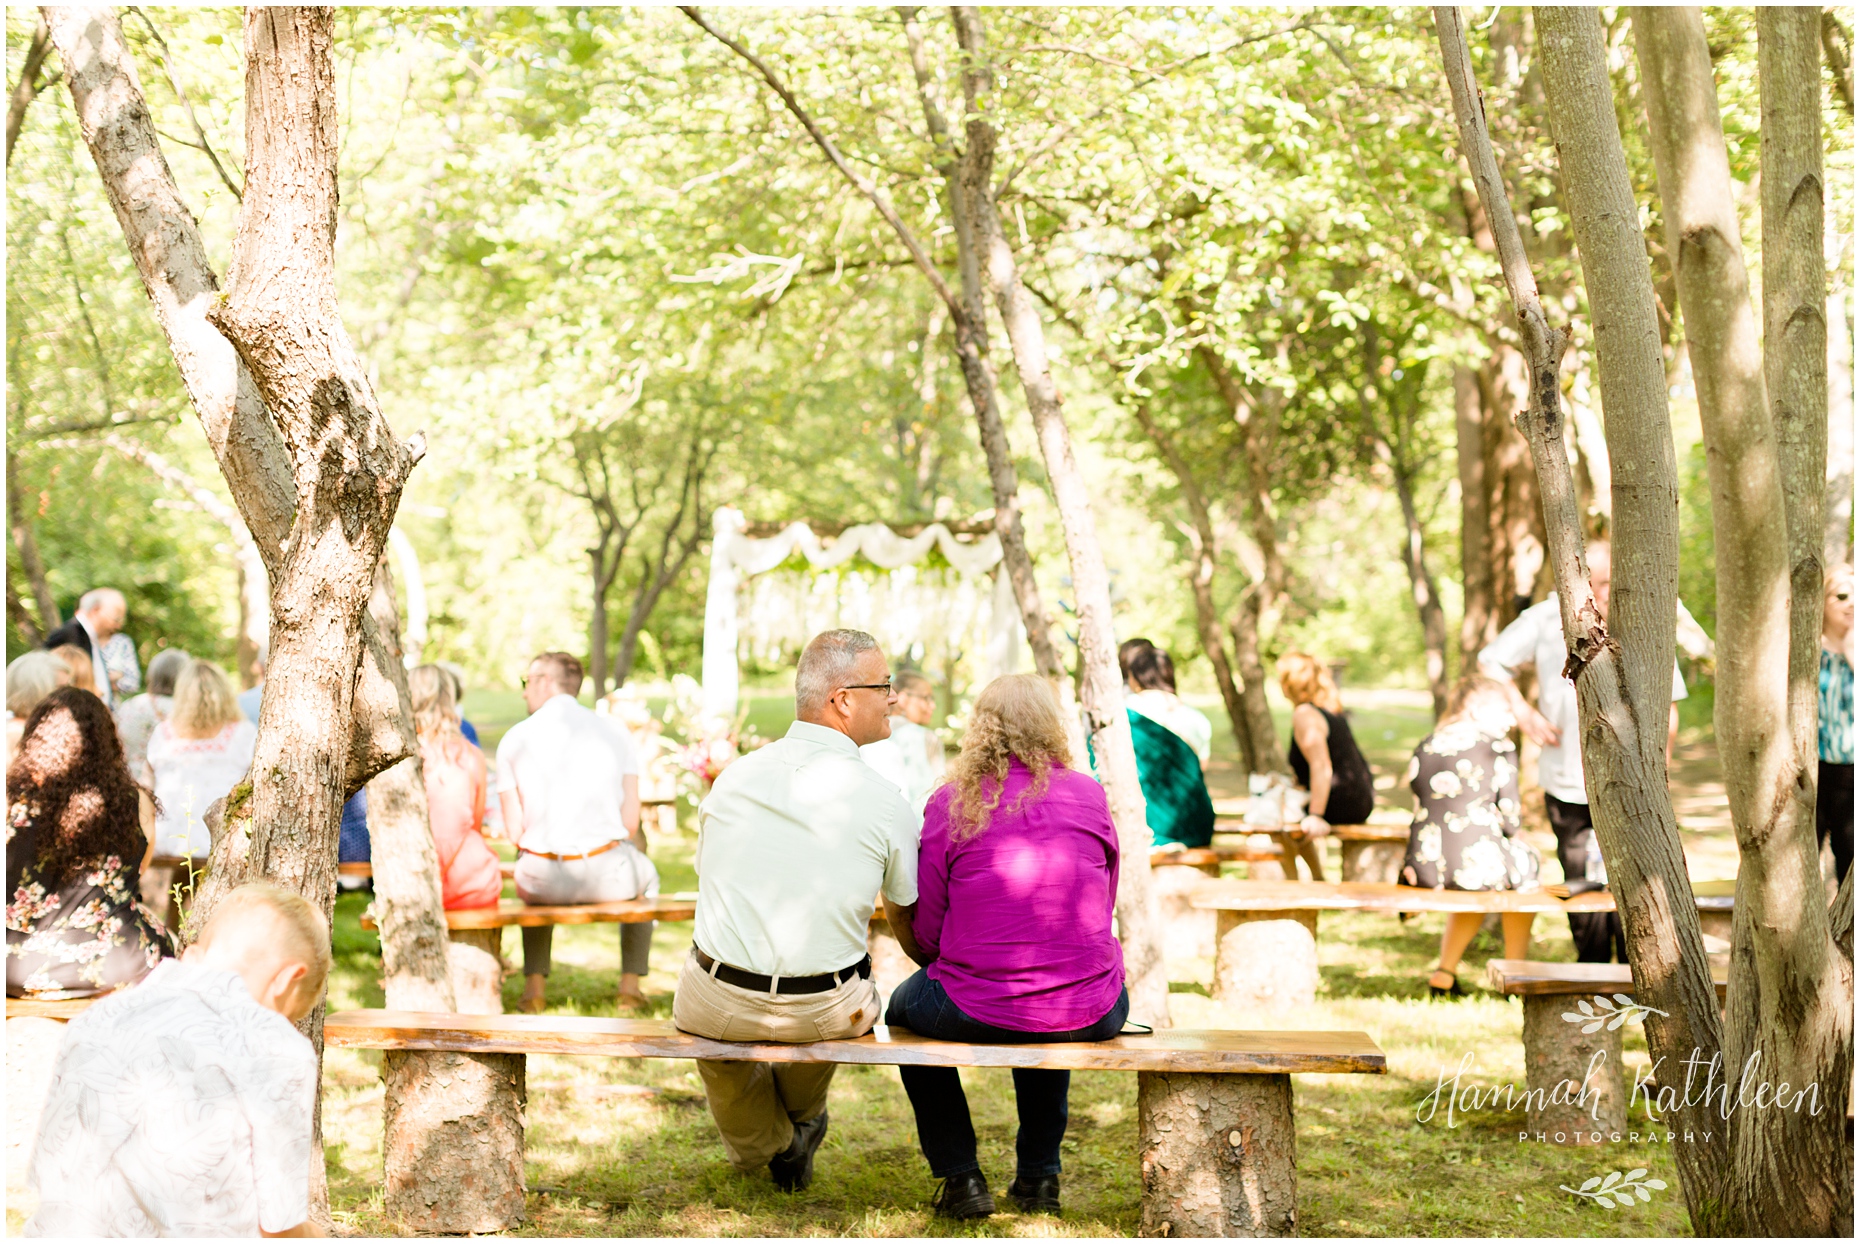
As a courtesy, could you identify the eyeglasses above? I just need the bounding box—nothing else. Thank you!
[839,681,894,695]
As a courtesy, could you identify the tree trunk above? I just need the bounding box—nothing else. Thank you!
[589,543,614,698]
[1438,8,1732,1228]
[1389,454,1451,718]
[952,6,1167,1027]
[1454,365,1493,674]
[895,6,1065,685]
[45,4,414,795]
[1129,403,1255,772]
[1198,347,1289,774]
[363,558,458,1014]
[6,449,59,636]
[186,0,414,923]
[5,13,53,166]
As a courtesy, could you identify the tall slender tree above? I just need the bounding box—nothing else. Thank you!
[1637,7,1851,1232]
[1435,6,1731,1227]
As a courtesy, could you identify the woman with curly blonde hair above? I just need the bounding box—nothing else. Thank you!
[1276,652,1376,880]
[887,674,1127,1221]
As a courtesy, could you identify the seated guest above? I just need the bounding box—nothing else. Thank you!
[675,630,920,1192]
[27,882,327,1237]
[115,647,190,781]
[1819,564,1853,885]
[49,643,99,698]
[6,650,69,765]
[410,664,500,910]
[1277,652,1376,881]
[1400,676,1541,998]
[43,587,135,709]
[1118,638,1215,849]
[6,687,173,999]
[889,673,1128,1219]
[337,789,371,891]
[145,660,257,861]
[237,648,265,723]
[859,669,945,807]
[499,650,656,1013]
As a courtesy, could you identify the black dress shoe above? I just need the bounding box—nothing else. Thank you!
[1007,1173,1061,1215]
[931,1169,996,1219]
[769,1110,829,1191]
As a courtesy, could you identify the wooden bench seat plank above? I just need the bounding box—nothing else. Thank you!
[359,897,696,931]
[324,1010,1386,1075]
[1190,879,1573,914]
[1486,958,1728,999]
[6,995,100,1020]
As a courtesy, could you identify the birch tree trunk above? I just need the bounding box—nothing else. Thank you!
[948,5,1166,1026]
[1199,347,1292,773]
[1454,366,1493,673]
[1129,403,1256,773]
[1436,8,1732,1227]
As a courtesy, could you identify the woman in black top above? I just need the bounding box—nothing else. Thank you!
[1276,653,1376,881]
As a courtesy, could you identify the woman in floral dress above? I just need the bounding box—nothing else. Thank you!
[1400,676,1541,998]
[7,686,174,999]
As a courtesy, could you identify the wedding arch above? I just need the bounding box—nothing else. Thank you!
[700,506,1026,718]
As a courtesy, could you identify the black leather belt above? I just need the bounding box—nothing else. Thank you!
[694,947,871,995]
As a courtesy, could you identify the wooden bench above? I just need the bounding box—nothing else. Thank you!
[1210,823,1410,883]
[1486,959,1729,1143]
[325,1009,1386,1236]
[5,996,98,1021]
[1190,881,1732,1011]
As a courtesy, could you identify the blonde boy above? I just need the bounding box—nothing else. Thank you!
[27,883,331,1238]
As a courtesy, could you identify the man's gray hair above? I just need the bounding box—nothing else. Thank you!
[795,629,881,717]
[78,587,124,615]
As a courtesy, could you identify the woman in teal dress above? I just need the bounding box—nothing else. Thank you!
[1118,640,1215,849]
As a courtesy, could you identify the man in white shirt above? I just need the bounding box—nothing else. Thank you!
[675,629,923,1192]
[858,670,946,807]
[1478,541,1688,963]
[497,651,656,1013]
[28,883,327,1238]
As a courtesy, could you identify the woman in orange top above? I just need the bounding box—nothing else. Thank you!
[410,664,502,910]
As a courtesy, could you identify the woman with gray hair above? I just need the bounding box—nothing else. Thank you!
[115,648,191,781]
[6,650,70,766]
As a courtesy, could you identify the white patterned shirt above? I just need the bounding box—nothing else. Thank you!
[27,959,317,1237]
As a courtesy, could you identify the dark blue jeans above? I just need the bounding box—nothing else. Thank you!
[885,968,1130,1180]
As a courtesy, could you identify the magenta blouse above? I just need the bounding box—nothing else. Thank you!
[913,759,1125,1032]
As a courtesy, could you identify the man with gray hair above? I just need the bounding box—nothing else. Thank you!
[675,629,924,1192]
[44,588,137,709]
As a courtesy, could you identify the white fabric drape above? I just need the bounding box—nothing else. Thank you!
[701,506,1021,717]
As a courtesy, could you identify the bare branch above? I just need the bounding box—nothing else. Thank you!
[6,11,54,167]
[126,7,243,200]
[679,5,959,314]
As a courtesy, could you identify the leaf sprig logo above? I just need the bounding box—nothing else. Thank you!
[1560,1168,1667,1207]
[1561,993,1670,1033]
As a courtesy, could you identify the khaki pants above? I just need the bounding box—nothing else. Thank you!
[672,948,879,1170]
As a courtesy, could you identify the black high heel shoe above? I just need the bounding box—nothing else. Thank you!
[1427,971,1467,999]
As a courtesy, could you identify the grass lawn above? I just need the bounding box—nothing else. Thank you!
[319,825,1693,1237]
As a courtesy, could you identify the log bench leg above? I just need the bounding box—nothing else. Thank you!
[1339,840,1404,885]
[1213,910,1319,1010]
[1519,995,1626,1143]
[1151,864,1219,962]
[384,1049,527,1233]
[447,927,506,1016]
[1139,1070,1296,1237]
